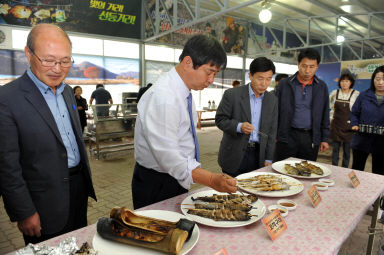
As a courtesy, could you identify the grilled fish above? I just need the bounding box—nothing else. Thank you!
[192,202,252,212]
[191,194,258,204]
[187,208,252,221]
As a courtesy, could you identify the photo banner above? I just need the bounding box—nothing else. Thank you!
[0,0,141,39]
[341,59,384,79]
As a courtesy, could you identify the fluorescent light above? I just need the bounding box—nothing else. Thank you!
[259,9,272,23]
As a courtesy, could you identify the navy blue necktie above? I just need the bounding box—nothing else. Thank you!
[187,93,200,162]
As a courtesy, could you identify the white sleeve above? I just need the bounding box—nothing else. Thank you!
[349,90,360,111]
[140,95,199,189]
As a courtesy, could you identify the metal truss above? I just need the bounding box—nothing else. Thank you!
[143,0,262,43]
[249,11,384,62]
[143,0,384,63]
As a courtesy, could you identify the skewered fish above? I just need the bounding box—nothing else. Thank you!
[189,202,252,212]
[187,208,252,221]
[237,174,290,192]
[191,194,258,204]
[240,182,290,191]
[238,175,282,184]
[301,161,324,175]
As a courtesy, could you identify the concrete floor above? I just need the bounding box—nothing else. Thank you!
[0,126,383,254]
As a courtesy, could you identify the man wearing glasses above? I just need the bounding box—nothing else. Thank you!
[0,24,96,244]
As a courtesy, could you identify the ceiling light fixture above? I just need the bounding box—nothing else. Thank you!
[259,0,272,24]
[259,9,272,23]
[337,35,345,44]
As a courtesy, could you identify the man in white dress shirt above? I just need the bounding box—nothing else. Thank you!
[132,35,237,209]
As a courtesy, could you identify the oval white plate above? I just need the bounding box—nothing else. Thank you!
[236,172,304,198]
[92,210,199,255]
[272,160,332,179]
[181,190,266,228]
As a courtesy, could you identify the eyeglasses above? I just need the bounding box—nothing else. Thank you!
[374,77,384,82]
[29,48,74,68]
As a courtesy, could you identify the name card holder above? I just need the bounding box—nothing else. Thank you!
[307,185,322,207]
[262,210,287,240]
[349,170,360,188]
[214,248,229,255]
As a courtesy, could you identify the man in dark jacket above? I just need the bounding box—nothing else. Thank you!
[0,24,96,245]
[274,48,330,161]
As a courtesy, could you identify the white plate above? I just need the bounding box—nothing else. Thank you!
[92,210,199,255]
[180,190,266,228]
[272,160,332,179]
[236,172,304,197]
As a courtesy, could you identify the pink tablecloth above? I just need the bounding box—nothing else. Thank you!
[10,159,384,255]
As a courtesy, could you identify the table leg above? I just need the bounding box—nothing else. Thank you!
[197,112,202,129]
[367,197,380,255]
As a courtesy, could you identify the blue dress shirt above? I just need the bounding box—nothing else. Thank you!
[27,68,80,168]
[237,84,264,143]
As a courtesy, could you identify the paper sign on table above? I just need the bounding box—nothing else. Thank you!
[349,170,360,188]
[307,185,322,207]
[214,248,229,255]
[262,210,287,240]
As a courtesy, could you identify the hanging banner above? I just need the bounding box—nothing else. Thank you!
[341,59,384,79]
[0,0,141,39]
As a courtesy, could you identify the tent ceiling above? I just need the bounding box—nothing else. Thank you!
[145,0,384,60]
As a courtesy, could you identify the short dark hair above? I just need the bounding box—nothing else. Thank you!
[96,84,104,89]
[232,80,240,86]
[298,48,321,64]
[275,73,289,83]
[179,34,227,70]
[338,73,355,89]
[249,57,275,76]
[73,86,82,94]
[370,65,384,91]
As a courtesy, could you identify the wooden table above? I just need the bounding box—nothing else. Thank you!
[196,109,216,129]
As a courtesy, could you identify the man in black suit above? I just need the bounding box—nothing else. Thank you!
[0,24,96,244]
[216,57,278,177]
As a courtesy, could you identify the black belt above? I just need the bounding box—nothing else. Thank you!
[291,127,312,132]
[69,163,82,176]
[248,142,259,148]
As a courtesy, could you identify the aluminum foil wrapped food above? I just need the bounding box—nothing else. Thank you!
[15,237,96,255]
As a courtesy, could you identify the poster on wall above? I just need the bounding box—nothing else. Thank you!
[0,0,141,39]
[341,59,384,92]
[341,59,384,79]
[145,0,247,55]
[0,49,139,86]
[0,25,12,49]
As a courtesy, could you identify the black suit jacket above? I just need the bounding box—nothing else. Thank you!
[215,84,278,173]
[0,73,96,234]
